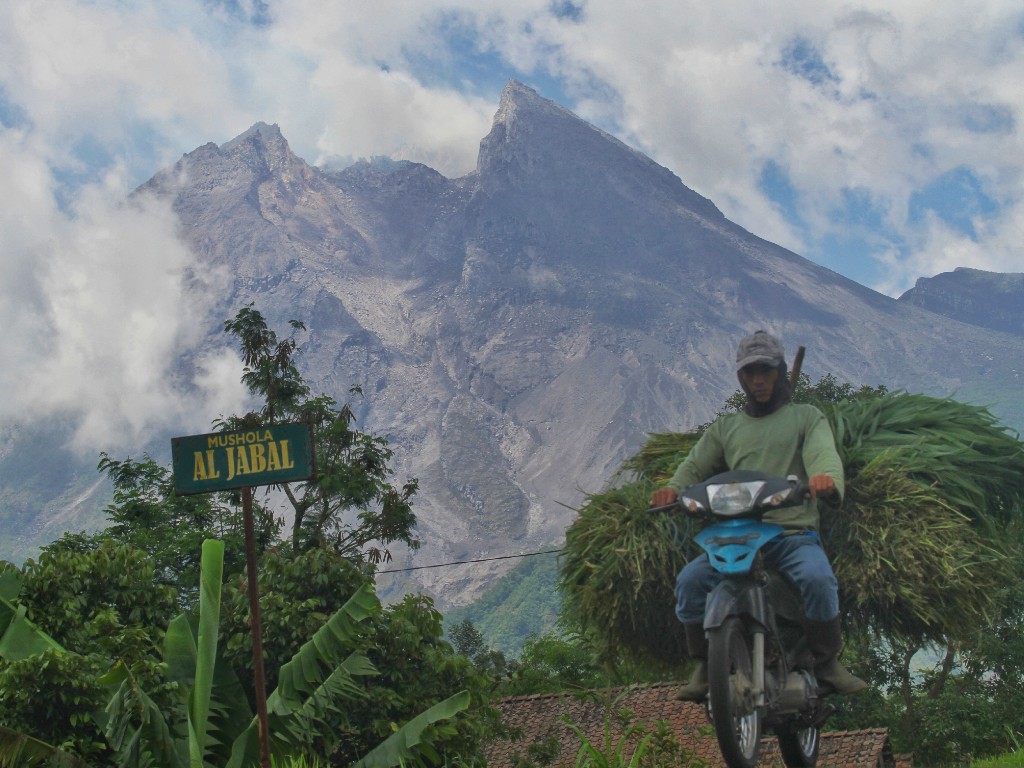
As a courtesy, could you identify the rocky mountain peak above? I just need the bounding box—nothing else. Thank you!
[141,121,309,200]
[897,267,1024,336]
[219,121,306,177]
[490,79,578,128]
[477,80,719,221]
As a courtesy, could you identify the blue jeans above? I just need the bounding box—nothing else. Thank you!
[674,532,840,624]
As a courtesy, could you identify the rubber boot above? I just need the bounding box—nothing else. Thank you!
[676,623,709,702]
[804,617,868,695]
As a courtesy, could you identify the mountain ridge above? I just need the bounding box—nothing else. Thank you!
[898,267,1024,337]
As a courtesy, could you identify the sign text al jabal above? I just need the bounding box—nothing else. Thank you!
[172,423,315,495]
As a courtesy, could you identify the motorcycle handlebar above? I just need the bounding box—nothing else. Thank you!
[647,502,682,514]
[648,500,708,518]
[647,479,815,515]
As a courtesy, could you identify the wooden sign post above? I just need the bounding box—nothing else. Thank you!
[172,423,316,768]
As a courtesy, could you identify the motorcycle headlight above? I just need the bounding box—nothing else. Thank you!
[707,481,766,516]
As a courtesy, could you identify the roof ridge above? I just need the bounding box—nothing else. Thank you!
[498,681,680,704]
[823,728,890,736]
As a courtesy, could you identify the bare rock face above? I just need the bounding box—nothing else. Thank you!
[898,268,1024,337]
[5,82,1024,607]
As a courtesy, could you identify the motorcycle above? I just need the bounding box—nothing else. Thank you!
[666,469,835,768]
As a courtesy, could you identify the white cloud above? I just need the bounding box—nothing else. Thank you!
[193,348,251,426]
[2,0,1024,453]
[875,204,1024,297]
[0,0,252,177]
[248,2,499,176]
[0,131,236,452]
[5,0,1023,289]
[536,0,1024,292]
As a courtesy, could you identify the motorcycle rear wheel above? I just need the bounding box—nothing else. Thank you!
[707,617,762,768]
[777,725,820,767]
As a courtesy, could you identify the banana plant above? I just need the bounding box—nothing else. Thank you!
[104,539,470,768]
[349,691,472,768]
[101,538,233,767]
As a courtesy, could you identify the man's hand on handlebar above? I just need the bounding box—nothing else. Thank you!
[807,474,837,499]
[649,488,678,508]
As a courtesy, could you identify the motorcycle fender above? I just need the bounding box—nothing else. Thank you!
[703,579,770,631]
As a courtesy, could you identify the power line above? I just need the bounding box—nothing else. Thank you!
[376,548,562,574]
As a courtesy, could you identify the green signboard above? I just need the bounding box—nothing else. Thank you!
[172,422,315,495]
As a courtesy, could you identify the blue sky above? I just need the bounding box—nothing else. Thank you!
[1,0,1023,449]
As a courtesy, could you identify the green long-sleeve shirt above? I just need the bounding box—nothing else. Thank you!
[666,403,844,531]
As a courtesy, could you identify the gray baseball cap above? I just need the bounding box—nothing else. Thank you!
[736,331,785,371]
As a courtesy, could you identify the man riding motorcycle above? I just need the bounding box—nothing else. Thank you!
[650,330,867,700]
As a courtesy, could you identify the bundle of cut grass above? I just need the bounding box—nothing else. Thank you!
[829,394,1024,523]
[561,390,1024,667]
[616,431,703,486]
[825,452,1010,644]
[559,480,690,668]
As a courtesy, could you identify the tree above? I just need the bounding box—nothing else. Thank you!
[505,633,615,696]
[718,370,887,419]
[94,454,279,604]
[448,619,516,681]
[334,596,501,767]
[0,539,179,765]
[221,305,418,562]
[214,547,498,767]
[0,638,96,768]
[103,540,472,768]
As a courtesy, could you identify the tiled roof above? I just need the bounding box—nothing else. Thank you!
[485,682,909,768]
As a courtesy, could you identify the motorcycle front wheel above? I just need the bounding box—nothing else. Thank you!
[707,617,762,768]
[777,725,820,767]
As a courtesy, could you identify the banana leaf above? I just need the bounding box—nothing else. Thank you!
[101,538,230,768]
[101,662,183,768]
[350,690,472,768]
[0,570,64,662]
[225,583,381,768]
[191,538,224,767]
[0,726,90,768]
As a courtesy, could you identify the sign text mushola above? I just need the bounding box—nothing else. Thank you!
[172,423,315,495]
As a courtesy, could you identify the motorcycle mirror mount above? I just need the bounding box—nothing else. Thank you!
[763,475,805,507]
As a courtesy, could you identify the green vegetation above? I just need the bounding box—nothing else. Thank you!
[220,305,419,561]
[444,552,563,655]
[973,750,1024,767]
[0,306,495,768]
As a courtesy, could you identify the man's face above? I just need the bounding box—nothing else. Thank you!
[739,363,779,403]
